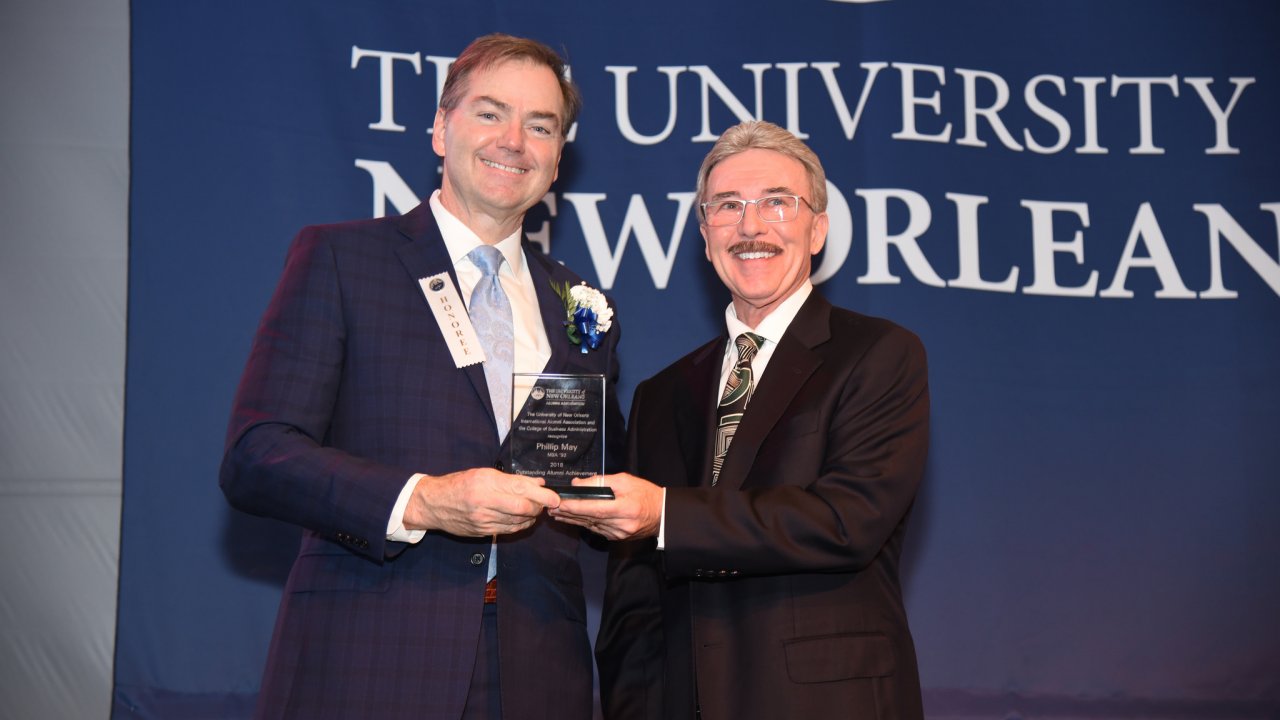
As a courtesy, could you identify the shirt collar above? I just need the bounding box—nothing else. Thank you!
[428,189,526,275]
[724,280,813,346]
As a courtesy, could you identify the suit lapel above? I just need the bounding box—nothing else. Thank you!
[677,339,723,489]
[713,293,831,491]
[392,202,496,429]
[527,252,572,374]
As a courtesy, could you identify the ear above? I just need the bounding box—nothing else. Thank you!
[701,224,711,261]
[809,212,829,256]
[431,109,447,158]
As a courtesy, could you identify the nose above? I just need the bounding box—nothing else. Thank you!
[738,201,767,236]
[497,119,525,152]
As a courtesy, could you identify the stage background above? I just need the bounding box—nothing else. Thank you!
[116,1,1279,718]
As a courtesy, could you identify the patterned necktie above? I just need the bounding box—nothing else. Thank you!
[467,245,514,441]
[712,332,764,486]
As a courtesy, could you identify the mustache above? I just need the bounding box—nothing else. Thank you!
[726,240,781,255]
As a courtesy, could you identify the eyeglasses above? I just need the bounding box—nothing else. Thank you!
[700,194,813,227]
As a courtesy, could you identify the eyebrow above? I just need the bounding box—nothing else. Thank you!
[708,186,797,201]
[472,95,563,132]
[473,95,512,114]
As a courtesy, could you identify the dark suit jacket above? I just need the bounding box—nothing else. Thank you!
[596,291,928,720]
[220,200,624,720]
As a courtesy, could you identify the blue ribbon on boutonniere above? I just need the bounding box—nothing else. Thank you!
[573,307,602,352]
[551,281,614,354]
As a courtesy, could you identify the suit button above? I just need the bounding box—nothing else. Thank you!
[470,553,486,566]
[494,460,505,471]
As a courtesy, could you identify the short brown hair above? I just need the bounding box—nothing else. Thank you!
[438,33,582,135]
[695,120,828,217]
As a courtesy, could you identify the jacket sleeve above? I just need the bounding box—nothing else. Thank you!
[219,227,412,562]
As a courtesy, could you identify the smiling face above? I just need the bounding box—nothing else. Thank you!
[432,59,566,242]
[701,148,828,327]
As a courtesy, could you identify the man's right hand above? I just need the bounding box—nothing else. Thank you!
[403,468,562,537]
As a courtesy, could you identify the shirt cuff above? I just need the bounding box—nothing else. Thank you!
[386,473,427,543]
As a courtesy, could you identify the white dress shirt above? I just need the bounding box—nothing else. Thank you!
[386,190,552,542]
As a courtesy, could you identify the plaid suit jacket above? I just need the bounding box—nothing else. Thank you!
[221,200,624,720]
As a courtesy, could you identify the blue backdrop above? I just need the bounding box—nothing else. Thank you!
[118,1,1280,717]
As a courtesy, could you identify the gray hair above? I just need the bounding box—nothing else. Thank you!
[695,120,828,217]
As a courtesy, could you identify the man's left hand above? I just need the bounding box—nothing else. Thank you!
[549,473,663,541]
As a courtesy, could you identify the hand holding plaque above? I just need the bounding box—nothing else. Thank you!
[510,373,614,499]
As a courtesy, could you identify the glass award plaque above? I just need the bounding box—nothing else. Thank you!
[510,373,614,498]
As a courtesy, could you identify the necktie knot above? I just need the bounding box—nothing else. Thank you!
[734,332,764,366]
[468,244,505,278]
[720,332,764,409]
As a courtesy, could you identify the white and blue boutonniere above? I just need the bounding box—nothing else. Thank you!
[551,281,614,353]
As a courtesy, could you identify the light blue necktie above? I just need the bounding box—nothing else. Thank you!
[467,245,514,441]
[467,245,513,585]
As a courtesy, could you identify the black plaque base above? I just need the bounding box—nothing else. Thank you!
[554,486,616,500]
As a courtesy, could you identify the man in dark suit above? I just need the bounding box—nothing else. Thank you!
[220,34,623,720]
[553,120,929,720]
